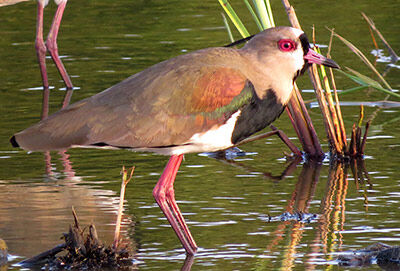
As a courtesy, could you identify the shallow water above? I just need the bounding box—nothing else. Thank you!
[0,0,399,270]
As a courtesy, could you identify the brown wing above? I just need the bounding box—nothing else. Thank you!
[13,48,252,151]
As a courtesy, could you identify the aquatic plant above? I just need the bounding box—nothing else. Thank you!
[217,0,397,160]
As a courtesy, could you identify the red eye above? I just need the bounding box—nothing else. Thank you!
[278,39,296,52]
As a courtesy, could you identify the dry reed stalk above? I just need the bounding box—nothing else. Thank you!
[278,0,324,158]
[310,64,342,154]
[361,12,399,62]
[113,166,135,249]
[360,121,370,155]
[281,0,301,29]
[280,0,345,157]
[326,29,347,147]
[280,0,372,158]
[315,35,344,150]
[320,63,344,149]
[349,124,357,156]
[287,95,314,154]
[294,86,322,152]
[330,69,347,146]
[287,87,324,157]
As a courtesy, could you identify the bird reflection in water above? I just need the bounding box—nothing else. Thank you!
[216,156,370,270]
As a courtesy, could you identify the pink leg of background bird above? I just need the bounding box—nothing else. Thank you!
[153,154,198,255]
[45,0,73,90]
[35,1,50,119]
[35,1,48,89]
[35,1,75,174]
[35,0,73,119]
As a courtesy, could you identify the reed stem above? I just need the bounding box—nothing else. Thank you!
[113,166,135,248]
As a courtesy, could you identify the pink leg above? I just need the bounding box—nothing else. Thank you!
[35,1,49,90]
[46,0,73,90]
[36,1,73,119]
[35,2,50,119]
[153,154,198,255]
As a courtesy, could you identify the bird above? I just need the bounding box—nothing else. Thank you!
[10,26,339,255]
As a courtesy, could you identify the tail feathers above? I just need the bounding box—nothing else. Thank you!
[10,102,92,151]
[10,136,19,148]
[11,124,89,152]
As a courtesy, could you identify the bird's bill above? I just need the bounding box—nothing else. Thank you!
[304,49,340,69]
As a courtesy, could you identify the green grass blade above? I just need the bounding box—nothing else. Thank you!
[371,85,400,98]
[221,13,235,42]
[337,69,400,99]
[243,0,263,31]
[265,0,275,27]
[361,12,399,62]
[337,69,373,86]
[345,67,383,89]
[252,0,272,29]
[218,0,250,38]
[339,86,369,95]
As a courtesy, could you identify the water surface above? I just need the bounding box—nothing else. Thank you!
[0,0,399,270]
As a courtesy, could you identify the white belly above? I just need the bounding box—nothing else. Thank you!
[136,110,241,155]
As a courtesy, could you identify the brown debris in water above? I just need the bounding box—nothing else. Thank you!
[20,208,134,270]
[337,242,400,269]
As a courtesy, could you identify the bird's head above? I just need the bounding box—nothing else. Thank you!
[240,26,339,103]
[242,26,339,77]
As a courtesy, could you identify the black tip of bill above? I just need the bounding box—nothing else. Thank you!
[322,58,340,69]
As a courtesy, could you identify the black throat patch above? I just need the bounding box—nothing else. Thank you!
[299,33,310,56]
[295,33,312,79]
[231,88,285,144]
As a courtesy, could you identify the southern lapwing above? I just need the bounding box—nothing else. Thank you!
[10,26,339,255]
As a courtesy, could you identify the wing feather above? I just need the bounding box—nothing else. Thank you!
[13,48,255,151]
[190,67,248,112]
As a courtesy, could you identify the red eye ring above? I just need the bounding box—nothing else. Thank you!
[278,39,296,52]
